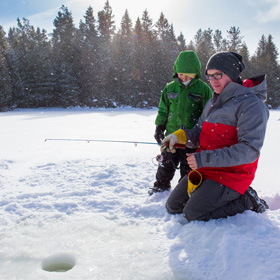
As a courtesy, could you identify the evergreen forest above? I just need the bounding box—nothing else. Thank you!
[0,0,279,111]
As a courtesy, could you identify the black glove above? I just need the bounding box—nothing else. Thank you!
[154,125,165,144]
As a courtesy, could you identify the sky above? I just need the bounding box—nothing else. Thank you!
[0,0,280,57]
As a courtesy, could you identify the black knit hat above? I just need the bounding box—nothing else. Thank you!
[205,51,245,82]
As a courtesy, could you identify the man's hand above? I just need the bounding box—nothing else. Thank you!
[161,129,187,153]
[161,134,179,153]
[187,153,198,170]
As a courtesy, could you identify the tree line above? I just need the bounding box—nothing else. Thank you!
[0,0,279,111]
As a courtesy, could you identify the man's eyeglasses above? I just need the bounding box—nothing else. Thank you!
[205,73,224,81]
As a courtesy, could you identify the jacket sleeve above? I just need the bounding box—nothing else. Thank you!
[195,97,269,168]
[155,87,169,126]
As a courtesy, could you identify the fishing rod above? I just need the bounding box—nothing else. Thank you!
[44,138,186,149]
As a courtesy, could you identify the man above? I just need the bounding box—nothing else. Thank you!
[150,50,212,195]
[163,51,269,221]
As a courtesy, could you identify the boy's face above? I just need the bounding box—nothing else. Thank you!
[178,73,193,83]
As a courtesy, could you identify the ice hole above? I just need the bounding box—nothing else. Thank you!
[42,253,76,272]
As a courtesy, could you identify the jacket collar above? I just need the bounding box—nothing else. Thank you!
[215,75,267,104]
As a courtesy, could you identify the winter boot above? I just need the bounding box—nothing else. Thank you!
[246,187,269,213]
[148,181,171,196]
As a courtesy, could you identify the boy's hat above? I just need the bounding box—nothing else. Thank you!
[174,51,201,78]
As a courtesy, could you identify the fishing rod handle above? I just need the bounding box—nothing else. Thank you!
[164,143,186,149]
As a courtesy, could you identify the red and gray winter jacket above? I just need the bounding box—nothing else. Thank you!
[185,75,269,194]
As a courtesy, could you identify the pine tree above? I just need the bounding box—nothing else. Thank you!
[6,18,53,108]
[120,9,132,37]
[227,26,243,52]
[139,9,160,106]
[168,25,180,61]
[195,28,215,79]
[130,17,145,104]
[53,6,76,61]
[256,35,267,59]
[264,35,280,108]
[154,13,177,89]
[250,35,267,74]
[251,34,280,108]
[31,27,54,107]
[6,19,29,107]
[194,29,203,48]
[98,0,115,41]
[0,26,12,111]
[76,6,101,106]
[177,32,186,52]
[141,9,155,44]
[155,12,169,41]
[239,43,252,78]
[265,35,278,69]
[52,5,80,107]
[97,0,116,107]
[110,9,134,106]
[213,29,227,52]
[6,26,23,107]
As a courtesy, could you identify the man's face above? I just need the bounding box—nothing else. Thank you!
[178,73,193,83]
[207,70,232,94]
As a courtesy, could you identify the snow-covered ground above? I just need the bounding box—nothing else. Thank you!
[0,108,279,280]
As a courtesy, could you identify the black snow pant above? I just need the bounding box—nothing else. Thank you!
[166,174,255,221]
[155,147,197,189]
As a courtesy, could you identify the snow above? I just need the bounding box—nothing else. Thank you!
[0,108,279,280]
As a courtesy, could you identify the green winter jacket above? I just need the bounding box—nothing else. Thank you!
[155,51,213,135]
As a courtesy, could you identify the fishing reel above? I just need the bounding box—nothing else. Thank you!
[152,145,179,169]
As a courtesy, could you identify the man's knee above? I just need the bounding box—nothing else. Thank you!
[166,199,183,215]
[166,201,175,214]
[183,205,209,222]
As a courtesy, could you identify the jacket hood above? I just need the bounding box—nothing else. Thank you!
[173,51,202,78]
[219,74,267,104]
[246,75,267,101]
